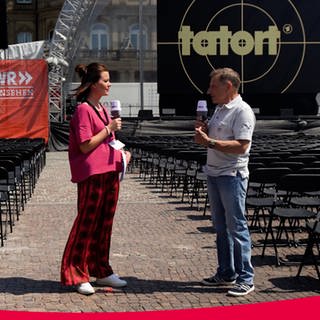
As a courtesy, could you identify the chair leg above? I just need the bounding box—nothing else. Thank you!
[203,194,208,216]
[296,233,320,279]
[0,207,4,247]
[297,234,312,277]
[262,213,280,266]
[7,193,13,233]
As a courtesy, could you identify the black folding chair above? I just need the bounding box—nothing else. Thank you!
[296,217,320,279]
[262,174,320,266]
[246,167,292,234]
[0,167,12,246]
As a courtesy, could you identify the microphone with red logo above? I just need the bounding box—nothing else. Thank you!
[196,100,208,121]
[110,100,121,119]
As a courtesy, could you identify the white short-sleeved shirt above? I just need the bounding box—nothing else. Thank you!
[204,95,256,178]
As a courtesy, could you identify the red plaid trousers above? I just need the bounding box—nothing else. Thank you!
[61,171,119,286]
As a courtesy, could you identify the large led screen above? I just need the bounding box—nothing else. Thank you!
[157,0,320,116]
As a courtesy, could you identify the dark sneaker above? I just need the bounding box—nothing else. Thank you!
[201,275,236,286]
[227,283,255,296]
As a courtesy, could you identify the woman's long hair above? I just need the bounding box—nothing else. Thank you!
[73,63,108,102]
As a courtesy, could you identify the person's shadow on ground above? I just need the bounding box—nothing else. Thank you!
[1,276,319,295]
[265,276,320,293]
[0,277,229,295]
[0,277,73,294]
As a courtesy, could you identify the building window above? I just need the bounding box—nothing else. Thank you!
[17,32,32,44]
[90,23,109,50]
[16,0,32,4]
[125,0,150,5]
[109,71,120,82]
[129,24,147,50]
[48,30,54,41]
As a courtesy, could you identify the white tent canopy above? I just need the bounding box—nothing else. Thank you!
[0,41,46,60]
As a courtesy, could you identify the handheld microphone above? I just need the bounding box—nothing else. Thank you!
[110,100,121,119]
[196,100,208,121]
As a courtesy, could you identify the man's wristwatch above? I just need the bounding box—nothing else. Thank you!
[207,138,216,149]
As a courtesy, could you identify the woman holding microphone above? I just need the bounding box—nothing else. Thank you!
[61,62,130,295]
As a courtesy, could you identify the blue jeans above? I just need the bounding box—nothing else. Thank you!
[207,173,254,285]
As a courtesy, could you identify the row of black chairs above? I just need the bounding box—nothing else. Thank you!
[244,135,320,278]
[0,138,46,246]
[123,133,320,279]
[246,168,320,276]
[123,136,209,212]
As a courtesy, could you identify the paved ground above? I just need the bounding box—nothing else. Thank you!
[0,151,319,312]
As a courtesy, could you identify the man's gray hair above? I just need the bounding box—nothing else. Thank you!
[210,68,241,90]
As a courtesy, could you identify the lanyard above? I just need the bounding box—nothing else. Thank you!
[85,100,109,126]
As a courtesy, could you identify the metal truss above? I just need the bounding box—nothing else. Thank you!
[47,0,97,122]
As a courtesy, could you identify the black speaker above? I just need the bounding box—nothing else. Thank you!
[138,109,153,120]
[0,0,8,50]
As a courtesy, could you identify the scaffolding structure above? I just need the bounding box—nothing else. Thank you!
[48,0,150,122]
[47,0,97,122]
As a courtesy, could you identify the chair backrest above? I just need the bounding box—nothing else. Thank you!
[249,156,281,165]
[249,167,292,184]
[277,174,320,193]
[306,161,320,168]
[269,161,304,172]
[297,153,320,160]
[300,149,320,155]
[248,162,265,171]
[287,155,318,164]
[298,167,320,174]
[275,151,292,159]
[0,167,9,181]
[0,160,15,171]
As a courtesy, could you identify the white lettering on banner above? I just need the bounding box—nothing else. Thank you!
[0,87,34,99]
[18,71,32,85]
[0,71,34,99]
[0,71,33,86]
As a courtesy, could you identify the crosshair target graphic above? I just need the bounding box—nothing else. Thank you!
[177,0,306,94]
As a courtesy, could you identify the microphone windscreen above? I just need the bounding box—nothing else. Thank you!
[196,100,208,121]
[196,100,207,112]
[111,100,121,118]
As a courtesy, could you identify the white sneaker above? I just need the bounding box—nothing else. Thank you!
[76,282,95,295]
[96,274,127,287]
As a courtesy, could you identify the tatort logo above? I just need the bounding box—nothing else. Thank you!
[157,0,311,94]
[178,25,280,56]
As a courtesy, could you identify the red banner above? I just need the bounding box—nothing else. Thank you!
[0,297,319,320]
[0,59,49,142]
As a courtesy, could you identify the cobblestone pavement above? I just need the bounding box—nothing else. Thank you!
[0,152,319,312]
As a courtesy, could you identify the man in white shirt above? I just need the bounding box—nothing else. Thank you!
[195,68,256,297]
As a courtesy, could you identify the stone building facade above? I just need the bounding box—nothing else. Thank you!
[6,0,157,82]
